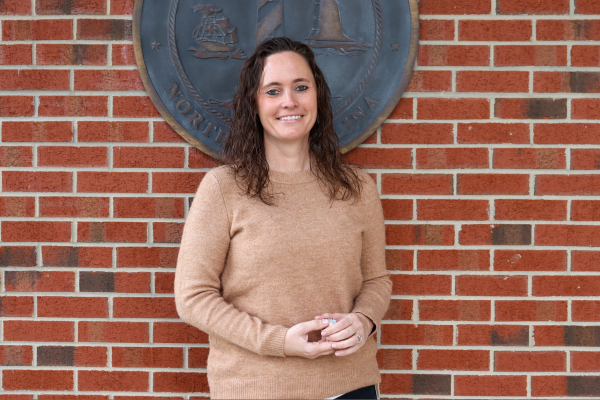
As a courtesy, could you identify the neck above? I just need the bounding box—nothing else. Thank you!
[264,136,311,173]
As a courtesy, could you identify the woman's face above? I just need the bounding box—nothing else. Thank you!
[256,51,318,147]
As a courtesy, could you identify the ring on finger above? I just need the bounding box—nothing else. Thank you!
[356,333,363,343]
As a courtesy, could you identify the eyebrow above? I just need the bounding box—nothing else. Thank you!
[261,77,310,90]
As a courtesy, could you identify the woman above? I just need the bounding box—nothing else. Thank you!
[174,37,392,399]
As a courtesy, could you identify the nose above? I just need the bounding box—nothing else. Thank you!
[281,90,297,108]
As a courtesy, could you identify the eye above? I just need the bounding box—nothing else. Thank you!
[296,85,309,92]
[266,89,279,96]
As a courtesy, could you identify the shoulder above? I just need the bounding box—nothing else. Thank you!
[348,166,379,202]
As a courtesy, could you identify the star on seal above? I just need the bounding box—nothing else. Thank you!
[151,41,160,50]
[391,43,399,51]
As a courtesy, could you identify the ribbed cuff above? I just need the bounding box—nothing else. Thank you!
[260,325,289,357]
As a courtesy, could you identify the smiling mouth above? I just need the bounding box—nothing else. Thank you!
[277,115,302,121]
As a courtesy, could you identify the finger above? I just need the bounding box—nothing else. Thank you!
[331,334,360,351]
[326,325,357,342]
[306,340,335,357]
[334,344,361,357]
[322,315,352,336]
[301,318,330,335]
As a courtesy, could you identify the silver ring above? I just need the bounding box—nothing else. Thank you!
[356,333,363,343]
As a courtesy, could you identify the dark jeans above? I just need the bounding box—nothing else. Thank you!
[337,384,378,399]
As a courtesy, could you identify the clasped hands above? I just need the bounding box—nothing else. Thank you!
[283,312,373,359]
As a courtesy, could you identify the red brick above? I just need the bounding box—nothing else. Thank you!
[78,371,148,392]
[420,300,490,321]
[390,274,451,295]
[155,272,175,294]
[36,0,106,14]
[0,345,33,365]
[77,172,147,193]
[38,296,107,318]
[458,123,529,144]
[381,123,453,144]
[572,351,600,371]
[2,20,72,40]
[189,148,219,168]
[77,222,146,243]
[454,375,527,397]
[495,199,567,220]
[2,221,71,242]
[4,321,73,342]
[497,0,569,14]
[459,20,532,41]
[496,351,566,372]
[0,44,31,64]
[379,374,412,395]
[0,246,36,267]
[79,321,148,343]
[494,148,565,170]
[535,72,600,93]
[457,275,528,297]
[572,149,600,170]
[43,246,112,268]
[458,325,529,346]
[3,171,72,193]
[460,224,532,245]
[117,247,179,268]
[537,123,600,144]
[114,147,185,168]
[496,300,568,321]
[417,199,489,220]
[458,71,530,93]
[534,276,600,296]
[418,45,489,66]
[572,99,600,120]
[386,225,455,246]
[0,70,68,91]
[419,0,491,14]
[114,272,151,293]
[572,45,600,66]
[418,98,490,120]
[386,250,414,271]
[153,222,184,243]
[37,44,106,65]
[495,45,567,66]
[0,0,31,14]
[75,70,143,91]
[381,324,453,345]
[77,19,132,40]
[112,44,135,65]
[536,225,600,246]
[3,370,73,391]
[495,98,567,119]
[387,98,413,119]
[572,200,600,220]
[345,148,411,169]
[39,96,107,117]
[382,174,453,195]
[537,20,600,41]
[113,297,177,319]
[418,250,489,271]
[78,121,148,143]
[2,121,72,142]
[532,326,563,346]
[418,349,489,370]
[417,148,488,169]
[4,271,74,292]
[114,197,183,219]
[153,172,204,193]
[0,296,33,317]
[74,346,108,367]
[0,146,32,167]
[576,0,600,13]
[154,121,186,143]
[381,199,413,221]
[573,251,600,271]
[494,250,567,271]
[112,347,183,368]
[407,71,451,92]
[110,0,134,14]
[531,376,567,397]
[420,19,454,40]
[573,301,600,321]
[383,299,413,320]
[459,174,529,195]
[153,322,208,344]
[153,372,208,393]
[38,146,107,167]
[376,349,412,370]
[39,197,108,218]
[113,96,160,118]
[0,96,34,117]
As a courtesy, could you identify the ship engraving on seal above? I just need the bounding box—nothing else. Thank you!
[189,4,247,60]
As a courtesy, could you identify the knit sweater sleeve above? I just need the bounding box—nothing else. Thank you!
[351,175,393,338]
[174,170,289,357]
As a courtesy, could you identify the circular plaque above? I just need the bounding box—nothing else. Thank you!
[133,0,419,159]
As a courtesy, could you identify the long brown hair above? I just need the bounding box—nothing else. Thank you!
[223,37,362,205]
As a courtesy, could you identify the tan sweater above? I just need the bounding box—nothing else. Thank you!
[174,166,392,399]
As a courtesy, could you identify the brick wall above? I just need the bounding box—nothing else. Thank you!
[1,0,600,398]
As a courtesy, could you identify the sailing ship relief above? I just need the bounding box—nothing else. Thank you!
[189,4,247,59]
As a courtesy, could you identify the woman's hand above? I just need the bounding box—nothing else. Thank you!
[316,313,373,357]
[283,319,335,359]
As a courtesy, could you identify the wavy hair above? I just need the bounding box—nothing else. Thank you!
[222,37,362,205]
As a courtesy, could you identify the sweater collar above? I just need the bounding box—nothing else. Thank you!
[269,168,318,184]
